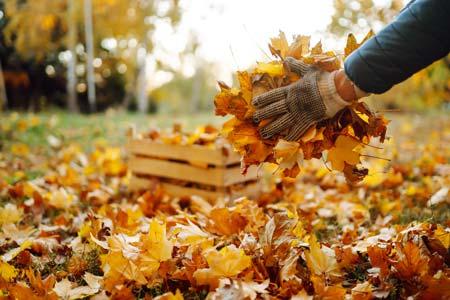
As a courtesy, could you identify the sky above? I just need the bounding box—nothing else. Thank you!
[149,0,337,87]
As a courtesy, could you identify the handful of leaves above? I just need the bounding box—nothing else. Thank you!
[214,31,389,183]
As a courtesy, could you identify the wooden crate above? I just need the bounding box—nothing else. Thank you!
[127,138,259,200]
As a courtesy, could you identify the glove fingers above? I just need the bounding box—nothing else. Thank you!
[252,86,287,108]
[253,99,288,123]
[284,57,310,77]
[284,120,313,141]
[259,113,292,140]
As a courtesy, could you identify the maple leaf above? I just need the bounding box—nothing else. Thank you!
[392,241,429,280]
[287,35,310,58]
[291,289,313,300]
[193,245,251,287]
[311,41,323,55]
[273,139,304,170]
[141,219,173,262]
[327,135,362,171]
[53,278,100,300]
[305,235,340,278]
[26,270,57,296]
[0,203,23,226]
[0,260,18,281]
[101,250,147,285]
[269,31,289,58]
[367,245,390,279]
[254,62,284,77]
[351,282,373,300]
[310,275,346,300]
[10,143,30,156]
[212,279,269,300]
[214,86,248,120]
[173,220,210,245]
[434,225,450,248]
[344,30,374,58]
[206,207,248,236]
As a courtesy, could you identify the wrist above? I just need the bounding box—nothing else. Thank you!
[334,69,358,102]
[318,70,351,118]
[334,69,369,101]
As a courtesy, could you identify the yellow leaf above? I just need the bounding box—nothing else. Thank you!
[305,236,340,277]
[0,260,18,282]
[142,219,173,262]
[345,31,374,58]
[1,239,32,262]
[154,290,184,300]
[46,188,75,210]
[173,221,210,245]
[254,62,284,77]
[11,143,30,156]
[101,251,147,285]
[311,40,323,55]
[287,35,310,58]
[0,204,23,226]
[270,31,289,58]
[273,139,303,169]
[352,282,373,300]
[344,33,358,58]
[327,136,361,171]
[434,225,450,248]
[193,245,251,287]
[205,245,251,277]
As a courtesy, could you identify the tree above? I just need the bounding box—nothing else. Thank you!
[84,0,96,112]
[2,0,182,112]
[67,0,79,112]
[329,0,404,35]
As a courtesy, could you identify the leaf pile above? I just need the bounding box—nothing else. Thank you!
[0,113,449,299]
[134,123,223,148]
[214,31,389,183]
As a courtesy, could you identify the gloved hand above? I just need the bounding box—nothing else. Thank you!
[252,57,355,141]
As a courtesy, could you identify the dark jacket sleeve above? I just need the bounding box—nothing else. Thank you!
[344,0,450,94]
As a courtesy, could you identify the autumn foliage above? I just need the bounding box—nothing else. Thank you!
[0,113,449,299]
[214,31,389,183]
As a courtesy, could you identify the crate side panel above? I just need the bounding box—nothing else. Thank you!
[223,165,259,186]
[129,156,227,186]
[128,139,230,166]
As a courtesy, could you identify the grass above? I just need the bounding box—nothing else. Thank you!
[0,109,223,150]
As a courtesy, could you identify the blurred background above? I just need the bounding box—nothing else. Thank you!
[0,0,448,116]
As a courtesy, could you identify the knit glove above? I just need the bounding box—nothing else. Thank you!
[252,57,351,141]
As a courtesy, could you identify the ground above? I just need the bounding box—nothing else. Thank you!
[0,111,448,299]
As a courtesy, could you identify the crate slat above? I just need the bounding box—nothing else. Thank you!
[129,175,259,200]
[129,156,255,187]
[127,139,240,166]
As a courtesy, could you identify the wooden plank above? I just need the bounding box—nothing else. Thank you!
[129,175,260,201]
[129,156,238,186]
[129,175,225,199]
[127,139,240,166]
[162,183,226,200]
[129,175,155,191]
[129,156,256,187]
[223,165,259,186]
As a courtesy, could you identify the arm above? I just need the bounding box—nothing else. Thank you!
[344,0,450,96]
[251,0,450,141]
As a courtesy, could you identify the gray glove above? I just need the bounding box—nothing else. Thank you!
[252,57,350,141]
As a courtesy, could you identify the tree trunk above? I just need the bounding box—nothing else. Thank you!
[0,60,7,111]
[67,0,79,113]
[84,0,96,113]
[190,70,201,114]
[136,48,148,113]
